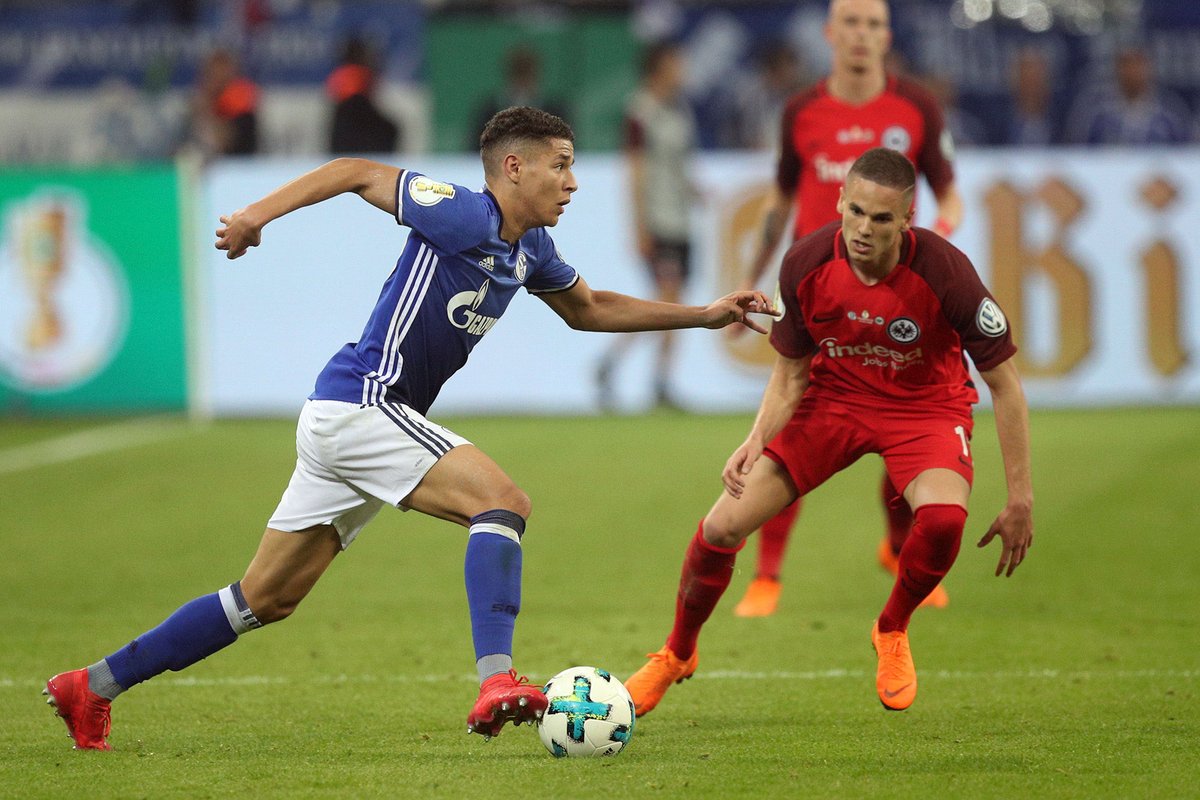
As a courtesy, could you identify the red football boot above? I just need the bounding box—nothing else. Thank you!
[466,669,548,740]
[44,669,112,750]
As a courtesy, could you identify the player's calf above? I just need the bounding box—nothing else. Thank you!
[878,504,966,630]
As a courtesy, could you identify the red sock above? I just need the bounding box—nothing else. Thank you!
[877,504,966,633]
[666,522,743,660]
[755,499,801,580]
[882,475,912,555]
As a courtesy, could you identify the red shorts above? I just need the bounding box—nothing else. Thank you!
[763,396,975,498]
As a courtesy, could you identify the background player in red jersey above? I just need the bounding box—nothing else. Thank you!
[626,148,1033,714]
[734,0,964,618]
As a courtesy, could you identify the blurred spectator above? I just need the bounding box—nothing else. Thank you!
[1005,47,1058,145]
[84,77,179,164]
[327,37,401,154]
[1066,44,1192,145]
[469,45,568,149]
[188,48,259,157]
[596,41,697,411]
[723,41,808,151]
[923,73,990,147]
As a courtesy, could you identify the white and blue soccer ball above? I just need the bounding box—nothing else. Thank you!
[537,666,635,758]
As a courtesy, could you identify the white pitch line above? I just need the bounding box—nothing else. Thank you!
[0,416,201,476]
[4,668,1197,691]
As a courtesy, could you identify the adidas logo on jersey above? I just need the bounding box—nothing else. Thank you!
[478,255,495,271]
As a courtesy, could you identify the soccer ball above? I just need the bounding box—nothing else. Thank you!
[537,666,635,758]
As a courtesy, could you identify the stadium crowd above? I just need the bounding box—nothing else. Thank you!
[2,0,1199,165]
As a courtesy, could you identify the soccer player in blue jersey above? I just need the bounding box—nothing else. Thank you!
[44,106,776,751]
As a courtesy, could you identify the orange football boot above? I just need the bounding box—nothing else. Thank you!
[871,620,917,711]
[625,645,699,717]
[733,576,782,618]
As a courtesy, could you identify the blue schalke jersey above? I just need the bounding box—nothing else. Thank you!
[311,170,579,413]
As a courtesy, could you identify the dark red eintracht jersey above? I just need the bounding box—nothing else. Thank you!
[777,76,955,239]
[770,222,1015,414]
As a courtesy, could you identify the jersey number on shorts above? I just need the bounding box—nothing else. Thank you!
[954,425,970,457]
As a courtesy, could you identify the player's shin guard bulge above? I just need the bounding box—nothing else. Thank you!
[878,483,949,609]
[667,524,741,660]
[43,669,112,751]
[466,669,548,739]
[629,522,739,716]
[878,504,966,633]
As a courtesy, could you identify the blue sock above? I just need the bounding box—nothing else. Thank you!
[102,582,261,693]
[464,510,525,682]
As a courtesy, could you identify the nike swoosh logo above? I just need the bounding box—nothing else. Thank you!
[883,683,913,699]
[813,313,841,323]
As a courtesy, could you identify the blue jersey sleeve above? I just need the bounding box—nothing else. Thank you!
[525,229,580,294]
[395,170,495,255]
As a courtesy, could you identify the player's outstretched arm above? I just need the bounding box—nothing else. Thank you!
[976,357,1034,577]
[723,353,810,498]
[215,158,401,259]
[539,276,778,334]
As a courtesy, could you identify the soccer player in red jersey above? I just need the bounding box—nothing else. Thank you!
[626,148,1033,713]
[734,0,964,617]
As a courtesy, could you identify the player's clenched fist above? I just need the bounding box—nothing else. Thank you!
[215,209,264,260]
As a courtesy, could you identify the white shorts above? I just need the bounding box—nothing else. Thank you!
[268,400,470,548]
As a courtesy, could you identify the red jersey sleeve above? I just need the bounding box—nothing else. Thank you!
[769,223,840,358]
[774,94,805,197]
[894,77,955,198]
[909,229,1016,371]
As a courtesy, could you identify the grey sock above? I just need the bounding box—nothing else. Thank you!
[476,654,513,684]
[86,660,125,701]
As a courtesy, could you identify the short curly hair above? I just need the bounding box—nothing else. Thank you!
[479,106,575,176]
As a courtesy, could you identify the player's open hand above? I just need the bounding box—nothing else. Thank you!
[215,208,264,260]
[725,282,765,340]
[977,500,1033,577]
[703,290,779,334]
[722,439,763,498]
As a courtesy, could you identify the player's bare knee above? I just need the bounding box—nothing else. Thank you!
[510,491,532,521]
[494,483,532,520]
[700,517,747,550]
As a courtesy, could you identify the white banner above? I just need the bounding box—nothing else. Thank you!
[194,150,1200,416]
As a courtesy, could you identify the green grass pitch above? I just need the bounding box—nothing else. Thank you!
[1,408,1197,798]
